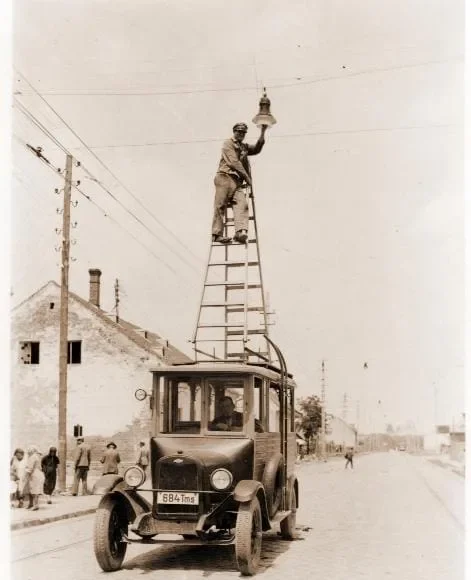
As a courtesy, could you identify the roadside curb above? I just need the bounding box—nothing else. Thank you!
[11,507,97,531]
[427,457,465,478]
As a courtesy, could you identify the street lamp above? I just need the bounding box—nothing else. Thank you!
[252,89,277,128]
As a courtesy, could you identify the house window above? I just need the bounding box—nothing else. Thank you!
[67,341,82,364]
[19,341,40,365]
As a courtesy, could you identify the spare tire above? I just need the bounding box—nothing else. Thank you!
[261,453,283,518]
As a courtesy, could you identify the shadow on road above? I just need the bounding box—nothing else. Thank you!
[123,531,297,576]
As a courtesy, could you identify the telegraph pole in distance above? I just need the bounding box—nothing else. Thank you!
[114,278,120,323]
[58,154,73,491]
[320,360,326,460]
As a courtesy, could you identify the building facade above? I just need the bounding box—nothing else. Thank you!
[11,270,191,453]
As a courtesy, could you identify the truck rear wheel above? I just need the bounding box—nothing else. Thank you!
[280,486,297,540]
[235,497,263,576]
[94,495,128,571]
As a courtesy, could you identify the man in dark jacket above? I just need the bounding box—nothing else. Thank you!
[345,448,354,469]
[72,437,91,495]
[212,123,266,244]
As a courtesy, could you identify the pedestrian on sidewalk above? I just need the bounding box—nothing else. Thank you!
[100,442,121,475]
[345,447,354,469]
[41,446,60,504]
[211,123,266,244]
[23,446,45,510]
[136,441,149,473]
[72,437,91,496]
[10,448,26,508]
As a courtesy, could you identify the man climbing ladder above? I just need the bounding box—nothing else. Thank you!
[212,122,267,244]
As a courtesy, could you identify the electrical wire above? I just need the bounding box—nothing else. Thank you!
[15,57,462,97]
[15,70,203,265]
[14,133,197,280]
[76,123,458,150]
[13,96,202,273]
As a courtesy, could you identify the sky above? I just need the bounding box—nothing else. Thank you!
[8,0,466,434]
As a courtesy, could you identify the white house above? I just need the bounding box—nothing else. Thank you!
[11,269,191,452]
[326,415,357,449]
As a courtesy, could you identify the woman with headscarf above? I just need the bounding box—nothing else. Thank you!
[23,446,45,510]
[10,448,26,508]
[41,446,60,504]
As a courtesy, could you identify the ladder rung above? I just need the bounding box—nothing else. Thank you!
[194,339,246,342]
[201,303,263,311]
[198,323,245,328]
[208,261,259,267]
[201,302,245,307]
[227,352,269,357]
[227,329,266,336]
[212,239,257,246]
[227,306,264,313]
[204,281,261,289]
[225,217,255,223]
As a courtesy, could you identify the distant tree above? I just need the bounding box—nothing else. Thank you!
[297,395,322,454]
[386,423,395,434]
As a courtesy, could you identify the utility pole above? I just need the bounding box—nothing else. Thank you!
[356,399,360,447]
[58,154,73,491]
[342,392,348,422]
[114,278,120,323]
[320,360,326,460]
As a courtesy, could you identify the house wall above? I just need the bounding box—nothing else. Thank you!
[11,282,163,452]
[326,416,357,447]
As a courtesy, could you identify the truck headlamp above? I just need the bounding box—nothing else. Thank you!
[124,466,146,488]
[210,468,233,491]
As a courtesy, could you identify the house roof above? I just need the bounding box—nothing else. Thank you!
[13,280,192,365]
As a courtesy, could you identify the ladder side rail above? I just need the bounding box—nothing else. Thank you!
[224,206,230,359]
[250,187,272,363]
[243,209,249,361]
[192,235,217,360]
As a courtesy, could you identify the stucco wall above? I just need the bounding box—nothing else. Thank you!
[11,282,163,452]
[326,416,357,447]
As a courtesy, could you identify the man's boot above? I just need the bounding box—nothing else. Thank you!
[234,230,248,244]
[213,234,231,244]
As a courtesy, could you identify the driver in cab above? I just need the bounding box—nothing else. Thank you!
[209,395,264,433]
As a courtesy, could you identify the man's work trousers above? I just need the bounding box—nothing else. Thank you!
[212,173,249,236]
[72,467,89,495]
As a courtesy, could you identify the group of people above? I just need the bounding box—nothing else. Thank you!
[10,446,60,510]
[72,437,150,496]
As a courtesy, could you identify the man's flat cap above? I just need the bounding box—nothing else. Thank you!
[233,122,248,132]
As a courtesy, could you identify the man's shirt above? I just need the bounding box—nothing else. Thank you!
[217,137,264,183]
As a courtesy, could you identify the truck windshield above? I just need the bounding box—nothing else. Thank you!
[207,378,245,432]
[161,379,202,434]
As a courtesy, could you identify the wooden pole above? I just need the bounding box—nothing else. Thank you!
[57,154,73,491]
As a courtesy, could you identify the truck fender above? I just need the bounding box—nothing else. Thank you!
[233,480,271,531]
[92,474,124,496]
[96,480,152,524]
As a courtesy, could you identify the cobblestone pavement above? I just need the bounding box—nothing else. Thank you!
[11,452,464,580]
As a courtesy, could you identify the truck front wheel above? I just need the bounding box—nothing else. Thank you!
[235,497,263,576]
[94,495,128,571]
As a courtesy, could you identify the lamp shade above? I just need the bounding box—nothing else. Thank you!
[252,89,277,128]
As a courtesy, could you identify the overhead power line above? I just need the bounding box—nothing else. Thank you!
[13,95,201,273]
[15,57,462,97]
[15,70,202,265]
[14,134,196,280]
[74,123,457,150]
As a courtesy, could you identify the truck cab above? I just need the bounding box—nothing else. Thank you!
[93,362,299,576]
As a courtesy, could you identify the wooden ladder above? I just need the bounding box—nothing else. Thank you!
[192,185,272,363]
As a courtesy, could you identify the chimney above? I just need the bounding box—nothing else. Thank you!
[88,269,102,308]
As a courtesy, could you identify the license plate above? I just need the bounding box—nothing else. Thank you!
[157,492,199,505]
